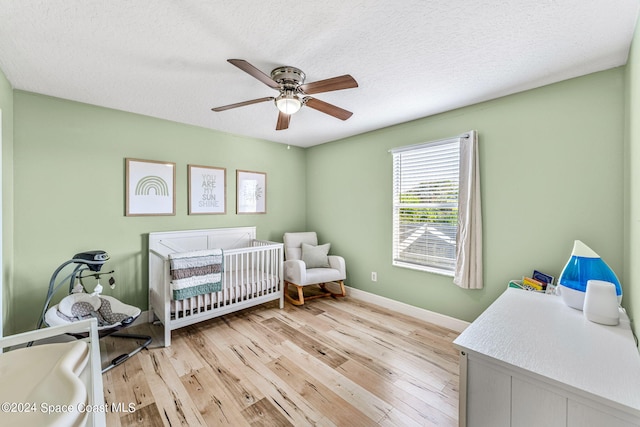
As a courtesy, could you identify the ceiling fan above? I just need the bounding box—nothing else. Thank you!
[212,59,358,130]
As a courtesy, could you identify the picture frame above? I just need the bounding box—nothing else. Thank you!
[236,170,267,214]
[188,165,226,215]
[125,158,176,216]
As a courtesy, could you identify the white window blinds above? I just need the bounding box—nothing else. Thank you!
[391,137,461,274]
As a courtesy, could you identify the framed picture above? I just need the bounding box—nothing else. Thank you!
[125,158,176,216]
[188,165,226,215]
[236,170,267,214]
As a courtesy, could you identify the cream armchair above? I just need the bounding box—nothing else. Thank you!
[283,232,346,306]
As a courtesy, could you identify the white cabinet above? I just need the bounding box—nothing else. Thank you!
[454,288,640,427]
[464,358,510,426]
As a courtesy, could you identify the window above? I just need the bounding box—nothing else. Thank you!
[391,136,461,275]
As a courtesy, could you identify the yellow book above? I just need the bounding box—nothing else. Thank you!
[522,276,544,291]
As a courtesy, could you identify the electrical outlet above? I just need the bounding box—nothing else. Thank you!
[371,272,377,282]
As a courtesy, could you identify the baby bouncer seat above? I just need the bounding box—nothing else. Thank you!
[36,250,151,373]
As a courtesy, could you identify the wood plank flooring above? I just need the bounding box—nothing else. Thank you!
[101,297,460,426]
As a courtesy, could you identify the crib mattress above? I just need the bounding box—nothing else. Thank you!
[170,272,279,315]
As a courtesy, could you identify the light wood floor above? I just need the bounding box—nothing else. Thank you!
[101,296,460,426]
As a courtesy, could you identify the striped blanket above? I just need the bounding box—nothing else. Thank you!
[169,249,223,301]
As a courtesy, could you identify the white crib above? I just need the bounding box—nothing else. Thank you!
[148,227,283,346]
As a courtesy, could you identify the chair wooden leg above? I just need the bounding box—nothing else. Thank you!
[285,280,346,307]
[297,285,305,305]
[336,280,346,298]
[284,281,305,306]
[320,280,346,298]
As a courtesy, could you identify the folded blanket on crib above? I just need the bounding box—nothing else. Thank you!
[169,249,223,300]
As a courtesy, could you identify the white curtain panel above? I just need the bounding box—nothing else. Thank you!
[454,130,483,289]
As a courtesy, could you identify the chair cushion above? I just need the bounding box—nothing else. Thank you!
[305,267,344,284]
[301,243,331,268]
[284,232,318,260]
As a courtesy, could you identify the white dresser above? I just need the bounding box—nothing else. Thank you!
[453,288,640,427]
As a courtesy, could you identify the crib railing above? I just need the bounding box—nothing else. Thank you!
[158,240,283,322]
[217,240,283,307]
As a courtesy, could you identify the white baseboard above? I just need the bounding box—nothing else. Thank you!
[138,287,470,333]
[345,285,469,333]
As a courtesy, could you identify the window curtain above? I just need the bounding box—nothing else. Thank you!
[453,130,483,289]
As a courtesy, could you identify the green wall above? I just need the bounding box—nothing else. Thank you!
[625,17,640,341]
[307,69,626,323]
[2,58,633,334]
[10,92,306,333]
[0,68,13,334]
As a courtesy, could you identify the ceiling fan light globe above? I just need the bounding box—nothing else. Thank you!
[275,96,302,114]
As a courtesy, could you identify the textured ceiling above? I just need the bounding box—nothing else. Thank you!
[0,1,638,147]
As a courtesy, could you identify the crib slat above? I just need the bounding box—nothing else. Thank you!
[251,251,261,298]
[260,249,264,296]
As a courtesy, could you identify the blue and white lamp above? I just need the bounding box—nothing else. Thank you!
[557,240,622,310]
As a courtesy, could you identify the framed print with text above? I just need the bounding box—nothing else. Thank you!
[236,170,266,214]
[125,158,176,216]
[188,165,226,215]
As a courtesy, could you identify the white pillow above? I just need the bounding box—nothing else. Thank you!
[301,243,331,268]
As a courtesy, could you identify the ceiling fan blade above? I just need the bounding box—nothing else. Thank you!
[299,75,358,95]
[227,59,280,89]
[304,97,353,121]
[211,97,274,112]
[276,111,290,130]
